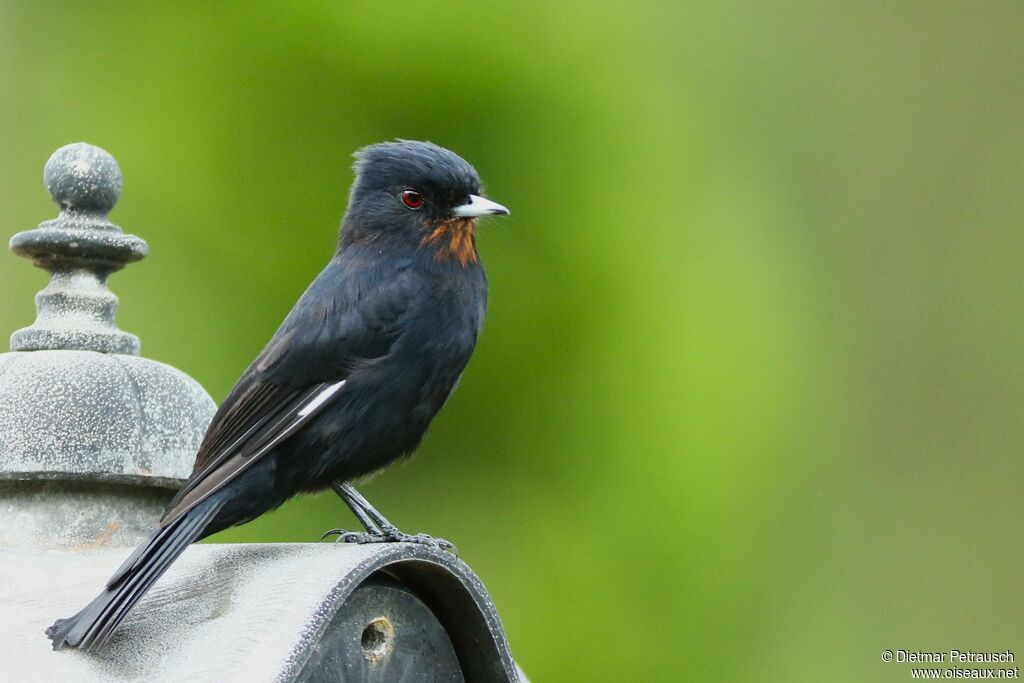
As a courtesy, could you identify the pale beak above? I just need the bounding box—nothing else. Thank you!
[452,194,510,218]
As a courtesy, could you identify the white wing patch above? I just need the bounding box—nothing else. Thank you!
[161,378,349,527]
[298,380,347,417]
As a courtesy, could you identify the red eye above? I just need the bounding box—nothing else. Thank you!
[401,189,424,210]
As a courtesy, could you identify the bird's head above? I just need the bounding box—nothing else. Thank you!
[341,140,509,265]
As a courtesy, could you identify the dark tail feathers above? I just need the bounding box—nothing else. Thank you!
[46,499,223,652]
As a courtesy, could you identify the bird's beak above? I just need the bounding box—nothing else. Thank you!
[452,194,510,218]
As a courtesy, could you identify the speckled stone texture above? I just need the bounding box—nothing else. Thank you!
[10,142,147,354]
[0,143,215,548]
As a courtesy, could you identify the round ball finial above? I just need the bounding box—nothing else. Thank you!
[10,142,146,354]
[43,142,123,215]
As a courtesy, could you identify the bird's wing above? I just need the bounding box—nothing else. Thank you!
[159,378,343,526]
[159,256,421,527]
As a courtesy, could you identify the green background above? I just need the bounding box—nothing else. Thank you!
[1,3,1021,681]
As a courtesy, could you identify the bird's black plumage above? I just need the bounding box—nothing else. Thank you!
[46,140,509,651]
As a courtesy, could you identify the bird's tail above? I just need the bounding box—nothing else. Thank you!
[46,498,223,652]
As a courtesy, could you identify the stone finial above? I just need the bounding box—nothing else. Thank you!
[9,142,148,354]
[0,143,216,549]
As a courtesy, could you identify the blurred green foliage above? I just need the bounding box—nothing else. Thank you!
[1,2,1022,681]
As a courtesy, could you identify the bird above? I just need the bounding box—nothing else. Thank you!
[46,139,509,652]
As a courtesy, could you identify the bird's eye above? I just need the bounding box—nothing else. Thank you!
[401,189,424,210]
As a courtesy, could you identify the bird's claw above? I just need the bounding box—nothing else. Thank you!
[320,528,363,543]
[321,528,458,555]
[401,533,457,555]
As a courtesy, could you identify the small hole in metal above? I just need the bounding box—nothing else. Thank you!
[361,617,394,662]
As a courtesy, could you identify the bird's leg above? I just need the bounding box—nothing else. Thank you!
[333,482,384,534]
[333,482,399,534]
[320,482,383,541]
[322,481,457,554]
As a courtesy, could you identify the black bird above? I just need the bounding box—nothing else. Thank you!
[46,140,509,651]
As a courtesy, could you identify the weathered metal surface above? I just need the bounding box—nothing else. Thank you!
[0,350,212,485]
[0,480,174,550]
[0,542,526,682]
[294,574,464,682]
[0,143,215,548]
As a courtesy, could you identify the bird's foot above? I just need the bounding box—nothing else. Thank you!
[321,528,458,555]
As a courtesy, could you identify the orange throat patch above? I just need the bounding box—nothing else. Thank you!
[422,218,479,266]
